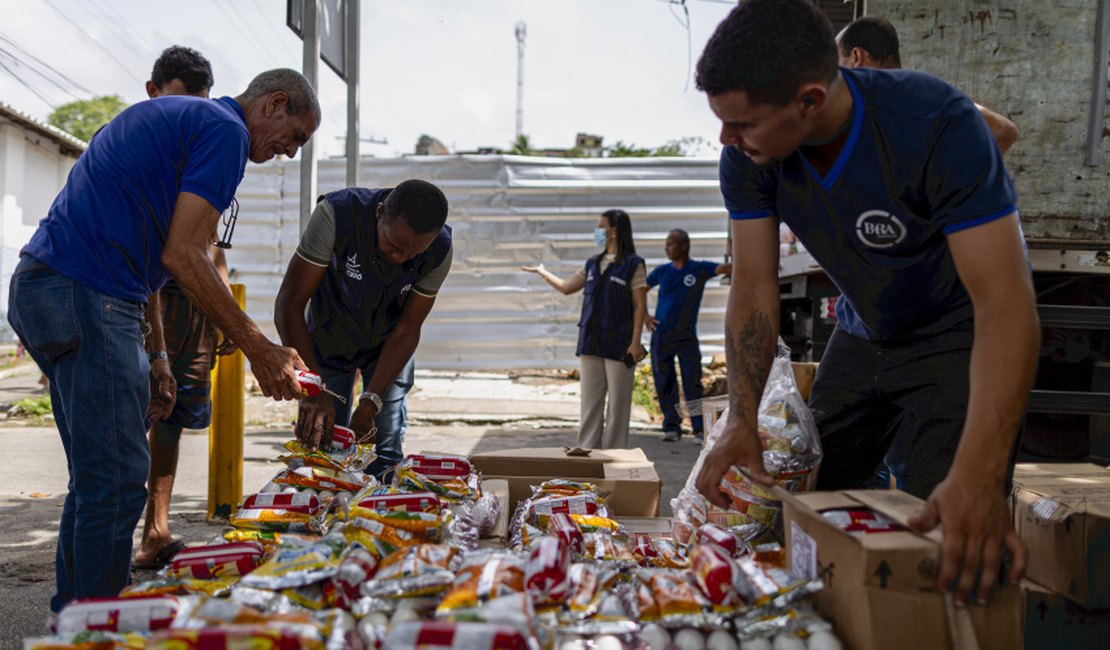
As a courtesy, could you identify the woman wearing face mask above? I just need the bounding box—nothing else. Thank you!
[521,209,648,449]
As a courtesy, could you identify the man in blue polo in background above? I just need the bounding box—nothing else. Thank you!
[646,228,730,442]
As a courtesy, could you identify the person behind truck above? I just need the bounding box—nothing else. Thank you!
[274,180,452,479]
[521,209,648,449]
[131,45,238,572]
[692,0,1038,609]
[9,67,320,613]
[645,228,731,442]
[837,15,1020,153]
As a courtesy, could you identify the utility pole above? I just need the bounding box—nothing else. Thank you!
[300,0,320,235]
[514,21,526,140]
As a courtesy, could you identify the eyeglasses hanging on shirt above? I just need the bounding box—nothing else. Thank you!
[215,197,239,249]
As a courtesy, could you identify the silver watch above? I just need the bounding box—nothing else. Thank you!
[359,391,383,411]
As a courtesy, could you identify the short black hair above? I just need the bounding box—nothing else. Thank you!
[151,45,213,95]
[383,179,449,235]
[838,16,901,68]
[669,228,691,248]
[696,0,839,106]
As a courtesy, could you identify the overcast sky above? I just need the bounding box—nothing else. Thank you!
[0,0,735,159]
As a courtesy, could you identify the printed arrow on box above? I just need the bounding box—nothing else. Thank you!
[875,560,893,588]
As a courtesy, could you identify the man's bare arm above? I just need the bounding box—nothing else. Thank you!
[974,103,1019,154]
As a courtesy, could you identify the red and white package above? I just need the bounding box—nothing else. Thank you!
[689,543,743,609]
[696,522,740,556]
[325,545,380,609]
[821,508,905,534]
[241,491,321,514]
[330,424,357,450]
[527,494,598,527]
[383,621,530,650]
[357,490,440,514]
[545,513,583,555]
[56,595,182,634]
[524,535,570,605]
[146,625,305,650]
[406,454,473,480]
[171,541,265,580]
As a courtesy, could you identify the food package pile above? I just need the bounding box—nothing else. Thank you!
[25,421,841,650]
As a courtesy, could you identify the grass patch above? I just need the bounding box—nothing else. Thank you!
[11,395,52,417]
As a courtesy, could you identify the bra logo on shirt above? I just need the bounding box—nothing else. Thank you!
[345,254,363,280]
[683,274,697,287]
[855,210,906,248]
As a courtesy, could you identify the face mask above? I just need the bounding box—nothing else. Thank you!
[593,227,608,248]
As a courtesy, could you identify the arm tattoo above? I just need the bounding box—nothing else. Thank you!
[726,310,774,422]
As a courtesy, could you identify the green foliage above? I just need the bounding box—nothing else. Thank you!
[11,395,52,417]
[606,136,707,158]
[47,94,128,142]
[509,134,533,155]
[631,363,661,420]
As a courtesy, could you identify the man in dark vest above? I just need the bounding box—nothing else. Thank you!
[275,179,451,478]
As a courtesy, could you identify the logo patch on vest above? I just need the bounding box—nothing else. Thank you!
[855,210,906,248]
[683,274,697,287]
[609,276,627,286]
[345,253,363,280]
[400,283,412,296]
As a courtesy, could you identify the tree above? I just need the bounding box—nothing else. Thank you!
[605,136,708,158]
[48,95,128,142]
[508,134,533,156]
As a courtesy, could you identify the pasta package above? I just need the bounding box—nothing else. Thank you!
[436,551,526,614]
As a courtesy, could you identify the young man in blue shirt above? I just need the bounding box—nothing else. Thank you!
[8,68,320,613]
[693,0,1038,609]
[646,228,730,442]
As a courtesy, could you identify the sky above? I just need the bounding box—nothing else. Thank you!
[0,0,736,159]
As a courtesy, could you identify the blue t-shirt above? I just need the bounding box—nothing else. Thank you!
[720,67,1017,341]
[23,95,249,303]
[647,259,720,336]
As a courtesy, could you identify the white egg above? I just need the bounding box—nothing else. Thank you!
[558,640,587,650]
[362,611,389,628]
[594,635,624,650]
[673,628,706,650]
[706,630,739,650]
[280,486,299,494]
[261,481,280,493]
[741,638,772,650]
[639,623,671,650]
[772,634,806,650]
[301,488,318,498]
[805,632,842,650]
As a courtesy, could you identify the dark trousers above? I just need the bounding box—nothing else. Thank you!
[809,324,978,499]
[650,331,705,434]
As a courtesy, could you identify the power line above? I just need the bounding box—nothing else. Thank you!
[72,0,153,63]
[0,31,94,96]
[0,45,87,102]
[214,1,279,66]
[83,0,162,56]
[0,57,59,110]
[251,0,297,58]
[40,0,144,84]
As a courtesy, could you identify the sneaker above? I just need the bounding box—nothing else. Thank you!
[691,432,704,443]
[662,430,681,442]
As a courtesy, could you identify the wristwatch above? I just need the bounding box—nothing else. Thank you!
[359,391,383,411]
[148,350,169,362]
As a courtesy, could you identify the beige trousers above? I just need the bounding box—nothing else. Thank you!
[577,354,634,449]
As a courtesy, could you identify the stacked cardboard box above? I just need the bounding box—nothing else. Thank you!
[1011,462,1110,648]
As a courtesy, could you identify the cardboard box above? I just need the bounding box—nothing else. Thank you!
[1011,463,1110,608]
[783,489,1022,650]
[1023,580,1110,649]
[469,447,661,517]
[791,361,819,402]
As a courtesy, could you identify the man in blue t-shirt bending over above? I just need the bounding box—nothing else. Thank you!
[646,228,730,442]
[8,68,320,613]
[693,0,1039,609]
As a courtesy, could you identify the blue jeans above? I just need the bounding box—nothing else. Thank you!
[318,356,414,479]
[8,257,150,613]
[650,331,705,434]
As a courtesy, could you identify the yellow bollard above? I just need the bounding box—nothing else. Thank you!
[208,283,246,520]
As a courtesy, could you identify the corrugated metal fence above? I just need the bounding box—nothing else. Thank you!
[227,154,730,370]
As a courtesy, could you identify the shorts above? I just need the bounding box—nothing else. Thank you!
[161,283,218,429]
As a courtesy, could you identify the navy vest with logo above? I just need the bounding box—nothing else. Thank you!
[309,187,452,368]
[576,253,644,361]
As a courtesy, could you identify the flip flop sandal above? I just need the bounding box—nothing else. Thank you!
[132,538,187,570]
